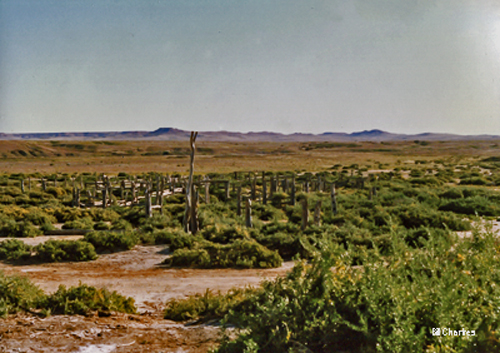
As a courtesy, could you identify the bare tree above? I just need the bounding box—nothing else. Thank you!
[183,131,198,234]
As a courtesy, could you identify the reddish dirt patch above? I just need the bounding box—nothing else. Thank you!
[0,241,293,352]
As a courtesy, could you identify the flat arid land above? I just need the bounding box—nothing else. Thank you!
[1,139,500,352]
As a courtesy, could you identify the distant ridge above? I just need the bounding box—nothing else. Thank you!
[1,128,499,142]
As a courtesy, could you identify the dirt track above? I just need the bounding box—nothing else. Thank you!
[0,239,294,352]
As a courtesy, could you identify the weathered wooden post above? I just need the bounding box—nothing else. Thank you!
[290,174,296,206]
[131,182,137,204]
[190,186,198,234]
[120,180,125,200]
[245,198,252,228]
[42,178,46,191]
[314,201,321,226]
[331,184,338,215]
[20,179,25,193]
[183,131,198,234]
[237,186,242,216]
[75,188,80,208]
[305,181,310,193]
[301,198,308,231]
[156,176,161,205]
[225,181,230,201]
[145,188,152,218]
[102,187,107,209]
[205,179,210,204]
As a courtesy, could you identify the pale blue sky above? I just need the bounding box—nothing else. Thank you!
[1,0,500,134]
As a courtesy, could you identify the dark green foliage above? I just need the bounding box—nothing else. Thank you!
[110,219,133,231]
[439,196,500,216]
[216,227,500,352]
[200,224,254,244]
[439,188,464,199]
[84,231,138,253]
[62,216,94,230]
[0,271,45,317]
[34,240,98,262]
[0,219,43,238]
[164,287,259,322]
[0,239,32,261]
[140,214,173,232]
[93,221,111,230]
[166,239,282,269]
[43,283,136,316]
[460,177,489,185]
[388,204,470,230]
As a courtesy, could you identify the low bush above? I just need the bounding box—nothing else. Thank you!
[0,239,32,262]
[164,287,260,322]
[84,231,138,253]
[216,227,500,352]
[34,240,97,262]
[439,196,500,217]
[166,239,282,269]
[43,283,136,316]
[459,177,489,185]
[62,216,94,230]
[0,271,45,317]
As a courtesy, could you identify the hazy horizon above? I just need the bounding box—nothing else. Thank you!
[1,1,500,135]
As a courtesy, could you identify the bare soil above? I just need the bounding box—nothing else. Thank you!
[0,239,294,352]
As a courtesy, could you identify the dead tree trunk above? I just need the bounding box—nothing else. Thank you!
[245,198,252,228]
[301,198,308,231]
[237,186,242,216]
[331,184,338,215]
[314,201,322,226]
[183,131,198,234]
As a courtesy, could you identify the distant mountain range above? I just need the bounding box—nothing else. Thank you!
[1,128,499,142]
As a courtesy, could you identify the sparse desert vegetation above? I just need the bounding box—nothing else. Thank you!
[2,140,500,351]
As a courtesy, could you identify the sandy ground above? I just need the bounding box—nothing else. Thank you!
[0,238,294,352]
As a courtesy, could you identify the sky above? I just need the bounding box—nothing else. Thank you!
[1,0,500,135]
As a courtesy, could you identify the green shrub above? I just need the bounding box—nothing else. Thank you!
[460,177,489,185]
[84,231,137,253]
[16,221,43,237]
[439,188,464,199]
[110,219,133,231]
[0,239,32,261]
[255,232,306,260]
[93,221,111,230]
[45,187,66,198]
[24,208,57,226]
[439,196,500,216]
[164,287,260,322]
[0,271,45,317]
[200,224,253,244]
[43,283,136,316]
[34,240,97,262]
[166,239,282,269]
[62,216,94,230]
[216,227,500,352]
[140,214,172,232]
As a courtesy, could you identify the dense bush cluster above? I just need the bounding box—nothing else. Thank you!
[170,226,500,352]
[0,271,136,317]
